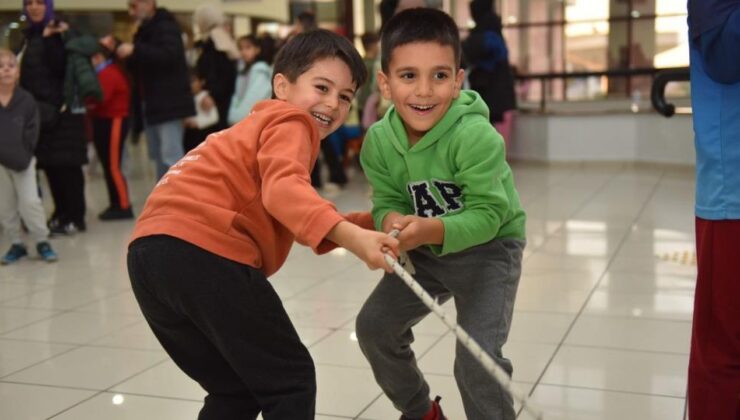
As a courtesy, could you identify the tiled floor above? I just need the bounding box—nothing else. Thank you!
[0,146,695,419]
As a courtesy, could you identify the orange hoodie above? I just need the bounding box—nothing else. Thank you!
[130,100,372,277]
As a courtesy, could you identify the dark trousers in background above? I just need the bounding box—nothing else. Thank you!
[92,117,131,210]
[688,218,740,420]
[311,139,347,188]
[43,165,86,226]
[127,235,316,420]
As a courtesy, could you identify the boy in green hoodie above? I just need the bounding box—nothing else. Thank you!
[355,8,526,420]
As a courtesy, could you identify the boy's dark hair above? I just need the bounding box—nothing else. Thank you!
[360,32,379,51]
[272,29,368,91]
[380,8,461,72]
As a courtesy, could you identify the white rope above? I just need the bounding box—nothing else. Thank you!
[386,229,544,420]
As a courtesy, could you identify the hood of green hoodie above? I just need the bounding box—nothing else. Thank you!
[379,89,490,155]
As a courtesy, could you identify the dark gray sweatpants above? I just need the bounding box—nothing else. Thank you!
[356,238,525,420]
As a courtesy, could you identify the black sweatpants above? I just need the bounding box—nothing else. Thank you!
[43,165,86,226]
[92,117,131,210]
[127,235,316,420]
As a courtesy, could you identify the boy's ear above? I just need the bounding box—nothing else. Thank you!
[272,73,289,100]
[453,68,465,98]
[376,70,392,100]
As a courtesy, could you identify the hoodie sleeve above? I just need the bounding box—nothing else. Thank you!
[257,115,344,251]
[360,128,412,231]
[436,122,510,255]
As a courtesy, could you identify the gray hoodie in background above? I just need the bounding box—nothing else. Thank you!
[0,87,39,171]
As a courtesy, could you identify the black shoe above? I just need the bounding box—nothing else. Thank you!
[47,217,61,231]
[73,220,87,232]
[49,222,77,236]
[98,207,134,221]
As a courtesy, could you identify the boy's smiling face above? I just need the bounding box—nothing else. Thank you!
[273,57,356,139]
[378,41,465,145]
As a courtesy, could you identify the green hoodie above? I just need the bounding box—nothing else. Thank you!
[361,90,526,256]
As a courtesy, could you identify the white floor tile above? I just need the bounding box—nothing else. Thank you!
[1,282,128,311]
[0,306,59,334]
[283,299,362,329]
[598,270,696,293]
[4,346,167,390]
[520,385,685,420]
[315,365,383,417]
[0,382,95,419]
[49,392,202,420]
[1,311,142,344]
[112,359,205,401]
[90,321,163,351]
[73,291,143,316]
[508,311,574,344]
[0,338,74,377]
[565,315,691,353]
[540,345,688,397]
[583,289,694,321]
[311,328,441,369]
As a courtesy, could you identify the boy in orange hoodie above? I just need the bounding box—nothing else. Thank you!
[127,30,399,419]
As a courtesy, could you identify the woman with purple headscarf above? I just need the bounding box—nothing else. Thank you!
[20,0,88,235]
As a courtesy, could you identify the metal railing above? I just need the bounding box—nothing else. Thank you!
[651,67,690,117]
[515,67,690,114]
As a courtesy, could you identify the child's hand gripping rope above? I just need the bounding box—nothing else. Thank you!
[385,229,545,420]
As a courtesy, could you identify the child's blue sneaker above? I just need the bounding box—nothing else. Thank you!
[36,242,58,263]
[1,243,28,265]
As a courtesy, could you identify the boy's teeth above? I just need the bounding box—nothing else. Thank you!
[412,105,434,110]
[311,112,332,125]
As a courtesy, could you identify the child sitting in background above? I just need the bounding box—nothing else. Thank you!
[183,70,218,153]
[226,34,274,126]
[0,48,57,264]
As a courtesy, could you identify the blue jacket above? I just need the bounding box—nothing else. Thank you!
[689,1,740,219]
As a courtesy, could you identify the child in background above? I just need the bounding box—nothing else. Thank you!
[127,30,399,419]
[88,38,134,220]
[357,32,379,124]
[356,9,526,420]
[183,70,218,153]
[0,49,57,264]
[226,34,274,126]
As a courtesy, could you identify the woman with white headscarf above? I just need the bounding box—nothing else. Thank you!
[193,3,238,130]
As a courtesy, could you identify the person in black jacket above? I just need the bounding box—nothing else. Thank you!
[193,3,237,131]
[117,0,195,180]
[462,0,517,125]
[20,0,88,235]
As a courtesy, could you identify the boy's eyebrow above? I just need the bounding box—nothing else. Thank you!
[312,76,356,95]
[394,65,455,72]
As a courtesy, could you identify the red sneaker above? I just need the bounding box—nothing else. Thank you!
[399,396,447,420]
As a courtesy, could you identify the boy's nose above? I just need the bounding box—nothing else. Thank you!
[415,79,433,97]
[325,94,339,110]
